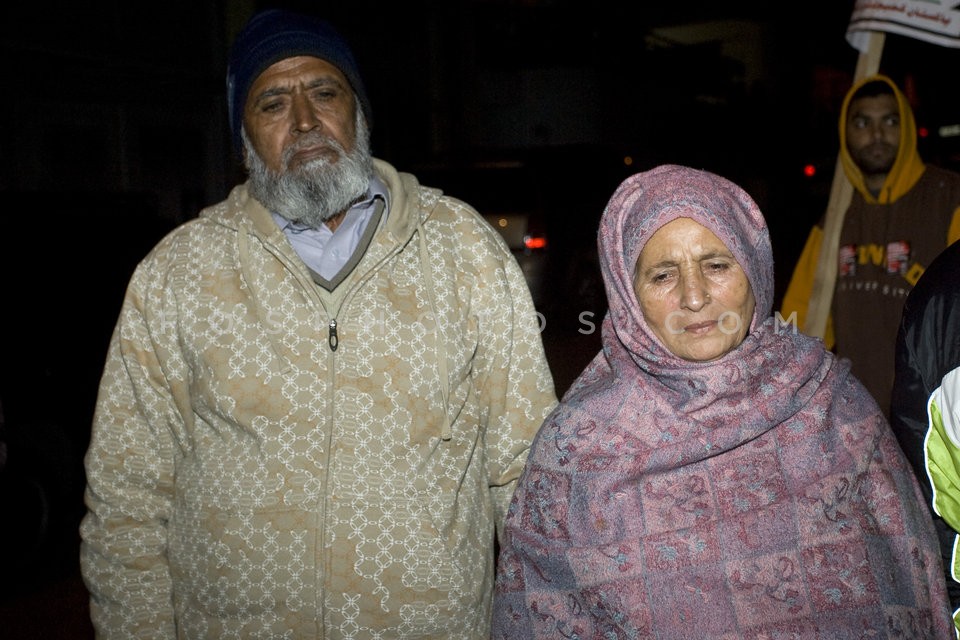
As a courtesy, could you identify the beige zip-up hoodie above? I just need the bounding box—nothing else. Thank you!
[80,158,558,639]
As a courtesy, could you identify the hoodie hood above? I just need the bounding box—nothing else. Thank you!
[839,73,925,204]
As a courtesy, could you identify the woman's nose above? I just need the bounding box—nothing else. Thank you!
[680,273,710,311]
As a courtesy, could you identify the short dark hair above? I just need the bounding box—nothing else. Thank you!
[851,79,895,102]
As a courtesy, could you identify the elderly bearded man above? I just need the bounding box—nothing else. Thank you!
[79,9,557,639]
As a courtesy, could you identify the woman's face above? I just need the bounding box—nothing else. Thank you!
[633,217,756,362]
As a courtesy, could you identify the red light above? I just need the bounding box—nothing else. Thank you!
[524,235,547,250]
[918,126,929,138]
[803,164,817,178]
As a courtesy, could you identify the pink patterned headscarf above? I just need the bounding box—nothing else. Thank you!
[491,165,953,638]
[603,163,772,347]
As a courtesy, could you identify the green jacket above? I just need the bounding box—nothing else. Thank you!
[892,238,960,632]
[927,366,960,632]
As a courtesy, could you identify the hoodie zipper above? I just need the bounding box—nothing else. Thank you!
[328,318,338,351]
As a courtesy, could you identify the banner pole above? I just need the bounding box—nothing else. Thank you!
[803,31,886,337]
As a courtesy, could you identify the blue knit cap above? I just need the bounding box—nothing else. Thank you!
[226,8,372,153]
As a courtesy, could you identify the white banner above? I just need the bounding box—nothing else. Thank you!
[847,0,960,50]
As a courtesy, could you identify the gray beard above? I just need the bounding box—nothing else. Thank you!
[243,115,374,229]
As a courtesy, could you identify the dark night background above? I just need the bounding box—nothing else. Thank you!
[2,1,959,637]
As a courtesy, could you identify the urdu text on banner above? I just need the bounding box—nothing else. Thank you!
[847,0,960,50]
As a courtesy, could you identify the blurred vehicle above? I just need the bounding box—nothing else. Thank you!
[412,159,550,307]
[482,211,547,254]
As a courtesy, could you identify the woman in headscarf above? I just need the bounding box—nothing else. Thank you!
[491,164,954,638]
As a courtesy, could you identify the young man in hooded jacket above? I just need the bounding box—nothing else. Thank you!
[781,74,960,416]
[79,9,557,639]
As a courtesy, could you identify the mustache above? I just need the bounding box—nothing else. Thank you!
[281,133,346,168]
[864,141,896,152]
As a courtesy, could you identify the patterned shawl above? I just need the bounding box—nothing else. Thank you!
[491,165,953,638]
